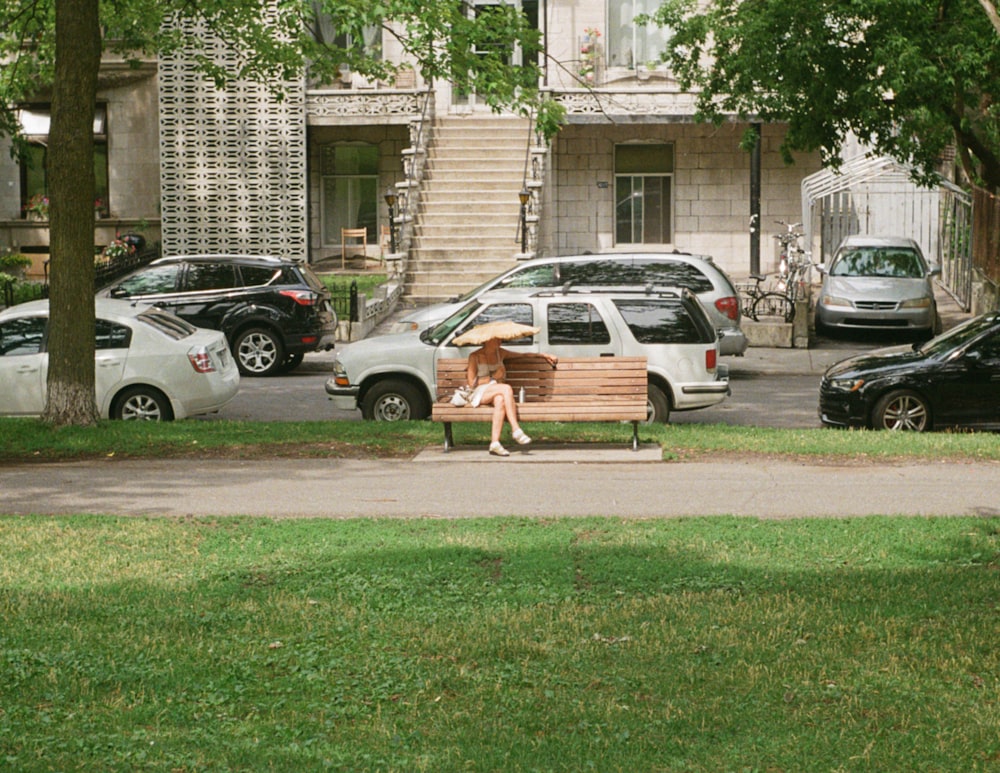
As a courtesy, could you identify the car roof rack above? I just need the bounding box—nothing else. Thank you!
[532,284,690,300]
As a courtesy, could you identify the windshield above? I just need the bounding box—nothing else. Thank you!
[830,247,925,278]
[422,298,484,345]
[918,314,999,358]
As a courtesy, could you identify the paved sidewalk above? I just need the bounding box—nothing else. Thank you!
[3,454,998,519]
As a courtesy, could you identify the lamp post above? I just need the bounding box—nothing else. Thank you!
[518,187,530,254]
[384,188,397,254]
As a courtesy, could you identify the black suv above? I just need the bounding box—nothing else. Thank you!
[99,255,337,376]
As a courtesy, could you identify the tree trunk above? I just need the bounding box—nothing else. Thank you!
[43,0,102,426]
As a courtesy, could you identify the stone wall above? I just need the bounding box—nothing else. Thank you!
[544,121,822,279]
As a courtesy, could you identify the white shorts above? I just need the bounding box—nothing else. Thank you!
[469,380,495,408]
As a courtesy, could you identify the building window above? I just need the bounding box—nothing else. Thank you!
[320,143,379,247]
[18,105,109,218]
[615,143,673,245]
[307,3,381,86]
[607,0,673,69]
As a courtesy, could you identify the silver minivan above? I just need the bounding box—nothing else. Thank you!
[392,253,748,356]
[328,286,730,423]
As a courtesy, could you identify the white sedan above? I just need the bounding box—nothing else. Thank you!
[0,298,240,420]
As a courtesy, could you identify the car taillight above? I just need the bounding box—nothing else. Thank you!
[705,348,717,371]
[188,347,216,373]
[280,289,320,306]
[715,296,740,321]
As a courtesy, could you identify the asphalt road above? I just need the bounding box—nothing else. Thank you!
[199,336,869,428]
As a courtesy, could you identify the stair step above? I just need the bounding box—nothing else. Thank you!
[400,116,537,305]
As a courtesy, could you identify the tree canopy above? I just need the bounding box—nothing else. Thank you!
[651,0,1000,191]
[1,0,544,426]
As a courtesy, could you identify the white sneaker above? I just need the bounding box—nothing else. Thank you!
[512,429,531,445]
[489,441,510,457]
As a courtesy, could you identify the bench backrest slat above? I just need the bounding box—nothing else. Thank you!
[435,356,647,403]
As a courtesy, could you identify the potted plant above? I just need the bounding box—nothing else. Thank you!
[0,253,32,295]
[100,237,137,262]
[95,197,109,218]
[636,60,658,81]
[22,194,49,220]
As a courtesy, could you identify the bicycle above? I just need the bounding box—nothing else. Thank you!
[738,223,813,322]
[740,271,794,322]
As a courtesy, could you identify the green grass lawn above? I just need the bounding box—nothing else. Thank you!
[3,417,1000,463]
[1,515,998,771]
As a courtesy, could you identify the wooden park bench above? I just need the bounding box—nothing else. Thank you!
[431,356,648,452]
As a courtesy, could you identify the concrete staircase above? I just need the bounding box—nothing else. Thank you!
[403,115,531,303]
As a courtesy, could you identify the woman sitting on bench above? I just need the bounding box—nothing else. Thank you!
[466,337,557,457]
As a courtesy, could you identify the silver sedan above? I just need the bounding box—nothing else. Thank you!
[815,235,940,337]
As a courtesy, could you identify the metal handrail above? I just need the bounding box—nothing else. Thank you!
[397,87,433,249]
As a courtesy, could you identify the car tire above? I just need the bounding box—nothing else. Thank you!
[645,383,671,424]
[234,326,285,377]
[277,352,304,373]
[361,380,429,421]
[112,386,173,421]
[872,389,931,431]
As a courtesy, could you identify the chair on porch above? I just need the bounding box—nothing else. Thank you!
[340,228,368,270]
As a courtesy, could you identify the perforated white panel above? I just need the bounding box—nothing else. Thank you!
[158,18,307,259]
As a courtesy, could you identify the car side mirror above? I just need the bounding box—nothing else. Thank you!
[815,264,827,275]
[928,264,942,277]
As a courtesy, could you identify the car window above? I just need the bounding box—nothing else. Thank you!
[296,264,328,293]
[613,299,701,344]
[559,259,714,293]
[113,264,181,296]
[633,259,715,292]
[136,309,198,340]
[920,314,999,357]
[456,303,535,345]
[561,259,642,285]
[96,319,131,349]
[548,302,611,345]
[240,265,280,287]
[499,265,559,288]
[831,247,924,278]
[965,329,1000,366]
[277,267,306,286]
[184,263,237,292]
[0,316,46,356]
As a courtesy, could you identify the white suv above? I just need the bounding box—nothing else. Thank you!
[327,286,730,423]
[391,252,748,356]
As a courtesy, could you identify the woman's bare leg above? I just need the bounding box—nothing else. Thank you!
[481,383,521,437]
[491,396,505,443]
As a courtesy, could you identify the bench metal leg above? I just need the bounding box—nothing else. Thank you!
[443,422,454,452]
[630,421,639,451]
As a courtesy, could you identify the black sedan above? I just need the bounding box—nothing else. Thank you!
[819,311,1000,431]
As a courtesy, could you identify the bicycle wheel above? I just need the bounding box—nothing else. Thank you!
[751,292,793,323]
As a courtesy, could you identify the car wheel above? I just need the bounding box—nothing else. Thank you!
[872,389,931,431]
[752,292,793,323]
[112,386,173,421]
[645,383,671,424]
[277,352,304,373]
[234,327,285,377]
[361,380,429,421]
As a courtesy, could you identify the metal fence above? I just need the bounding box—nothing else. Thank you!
[2,243,162,308]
